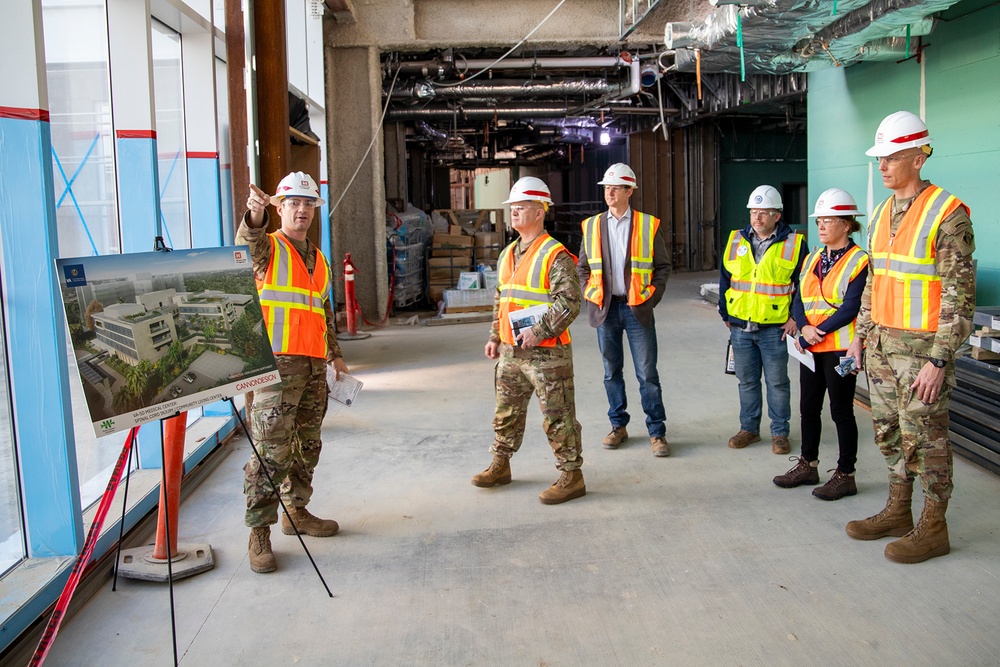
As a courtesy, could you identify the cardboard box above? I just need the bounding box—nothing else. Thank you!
[433,233,473,248]
[479,269,498,291]
[457,272,481,289]
[429,268,465,282]
[428,257,471,270]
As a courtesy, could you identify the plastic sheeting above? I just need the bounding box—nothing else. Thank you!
[668,0,962,74]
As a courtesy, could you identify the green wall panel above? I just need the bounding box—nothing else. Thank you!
[807,0,1000,304]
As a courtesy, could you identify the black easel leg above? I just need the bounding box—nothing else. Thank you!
[228,397,333,597]
[112,426,139,592]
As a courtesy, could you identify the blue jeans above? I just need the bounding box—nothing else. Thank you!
[597,299,666,437]
[730,326,790,437]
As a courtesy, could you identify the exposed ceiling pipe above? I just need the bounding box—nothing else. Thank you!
[386,105,579,121]
[390,55,629,76]
[390,79,628,100]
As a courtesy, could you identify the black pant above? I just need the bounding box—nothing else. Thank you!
[799,350,859,473]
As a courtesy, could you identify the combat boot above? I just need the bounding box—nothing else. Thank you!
[471,455,511,488]
[248,526,276,573]
[884,497,950,563]
[845,481,914,540]
[282,507,340,537]
[538,469,586,505]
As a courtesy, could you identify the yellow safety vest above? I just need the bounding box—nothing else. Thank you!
[722,230,805,325]
[257,233,330,358]
[497,234,572,347]
[581,211,659,307]
[799,245,868,352]
[869,186,967,332]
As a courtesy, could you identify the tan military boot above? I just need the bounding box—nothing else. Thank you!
[884,497,950,563]
[248,526,277,573]
[845,481,914,540]
[471,455,511,488]
[282,507,340,537]
[539,469,586,505]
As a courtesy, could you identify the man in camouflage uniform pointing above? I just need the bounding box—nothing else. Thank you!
[471,176,585,505]
[240,171,348,573]
[845,112,975,563]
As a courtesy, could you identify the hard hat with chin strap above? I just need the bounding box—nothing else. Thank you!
[597,163,638,189]
[746,185,782,210]
[271,171,325,206]
[810,188,864,218]
[502,176,553,206]
[866,111,933,158]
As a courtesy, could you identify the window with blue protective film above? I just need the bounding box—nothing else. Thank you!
[43,0,120,258]
[0,274,25,577]
[152,20,192,251]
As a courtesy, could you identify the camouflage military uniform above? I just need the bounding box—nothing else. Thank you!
[489,242,583,470]
[856,182,976,502]
[236,212,344,527]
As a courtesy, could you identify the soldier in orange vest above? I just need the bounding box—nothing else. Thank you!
[577,163,672,457]
[844,112,976,563]
[471,177,585,505]
[773,189,868,501]
[239,172,349,573]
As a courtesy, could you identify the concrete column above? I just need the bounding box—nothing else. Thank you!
[326,46,387,319]
[183,32,224,249]
[0,0,81,557]
[107,0,163,465]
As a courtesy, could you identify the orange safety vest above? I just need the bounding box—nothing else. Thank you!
[497,234,572,347]
[581,211,659,308]
[256,233,330,358]
[799,245,868,352]
[869,185,968,332]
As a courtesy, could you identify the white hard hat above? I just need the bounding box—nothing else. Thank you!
[746,185,782,210]
[809,188,864,218]
[502,176,553,205]
[271,171,325,206]
[865,111,932,158]
[597,163,638,189]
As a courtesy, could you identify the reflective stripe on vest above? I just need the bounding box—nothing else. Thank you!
[800,245,868,352]
[580,211,660,307]
[868,186,967,332]
[497,234,571,347]
[257,234,330,357]
[722,230,805,325]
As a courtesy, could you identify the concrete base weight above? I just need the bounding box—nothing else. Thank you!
[116,543,215,582]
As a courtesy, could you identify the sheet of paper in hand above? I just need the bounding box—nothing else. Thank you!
[327,367,363,406]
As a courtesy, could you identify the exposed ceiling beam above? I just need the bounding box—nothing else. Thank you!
[324,0,356,24]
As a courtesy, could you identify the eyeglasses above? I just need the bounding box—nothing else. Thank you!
[815,217,848,226]
[510,205,543,214]
[873,153,917,166]
[281,198,318,209]
[750,210,778,219]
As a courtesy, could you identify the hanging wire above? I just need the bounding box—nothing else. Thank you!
[430,0,568,87]
[736,10,746,82]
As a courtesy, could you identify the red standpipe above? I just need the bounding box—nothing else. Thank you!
[152,412,187,560]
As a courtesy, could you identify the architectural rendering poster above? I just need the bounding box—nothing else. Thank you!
[55,247,280,437]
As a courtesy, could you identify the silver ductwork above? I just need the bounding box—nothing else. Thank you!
[666,0,962,74]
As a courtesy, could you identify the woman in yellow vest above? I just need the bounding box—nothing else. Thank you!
[773,189,868,501]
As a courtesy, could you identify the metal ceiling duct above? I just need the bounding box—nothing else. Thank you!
[386,105,578,121]
[666,0,963,74]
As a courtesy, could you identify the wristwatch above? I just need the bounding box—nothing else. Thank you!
[929,357,947,368]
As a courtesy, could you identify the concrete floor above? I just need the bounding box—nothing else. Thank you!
[45,271,1000,666]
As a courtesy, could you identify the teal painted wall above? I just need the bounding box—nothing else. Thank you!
[807,0,1000,304]
[719,125,807,246]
